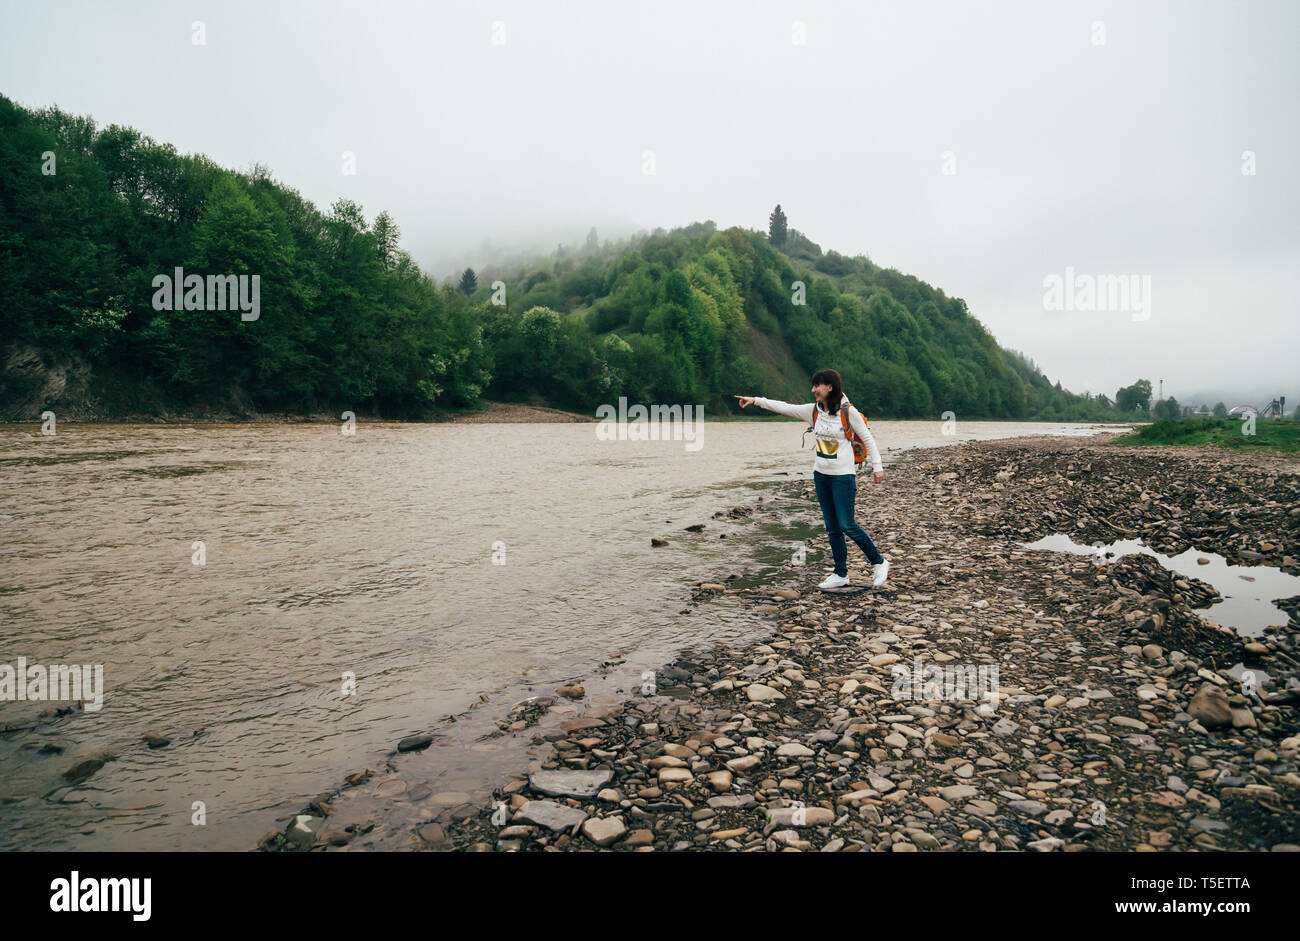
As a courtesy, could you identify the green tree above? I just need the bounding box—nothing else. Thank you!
[458,267,478,296]
[768,204,788,247]
[372,211,400,271]
[1116,380,1153,414]
[1153,396,1182,420]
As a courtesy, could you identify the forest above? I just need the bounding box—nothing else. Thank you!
[1,95,1145,422]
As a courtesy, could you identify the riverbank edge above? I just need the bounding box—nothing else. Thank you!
[0,400,597,425]
[1,404,1152,429]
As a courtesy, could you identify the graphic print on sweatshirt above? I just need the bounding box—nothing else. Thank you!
[813,408,850,465]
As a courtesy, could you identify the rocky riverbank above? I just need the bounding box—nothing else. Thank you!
[263,432,1300,852]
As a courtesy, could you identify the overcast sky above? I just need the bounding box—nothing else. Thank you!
[2,0,1295,407]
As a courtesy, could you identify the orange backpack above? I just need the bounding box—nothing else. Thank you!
[839,405,867,465]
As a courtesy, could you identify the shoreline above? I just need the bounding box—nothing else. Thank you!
[0,400,598,426]
[0,404,1147,428]
[261,430,1300,852]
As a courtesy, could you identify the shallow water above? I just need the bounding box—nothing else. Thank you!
[1020,532,1300,639]
[0,418,1131,849]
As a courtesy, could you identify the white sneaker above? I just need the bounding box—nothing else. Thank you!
[818,573,850,589]
[872,559,890,587]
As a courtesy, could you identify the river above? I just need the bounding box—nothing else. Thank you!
[0,418,1134,849]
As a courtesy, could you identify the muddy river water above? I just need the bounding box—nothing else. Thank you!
[0,418,1134,849]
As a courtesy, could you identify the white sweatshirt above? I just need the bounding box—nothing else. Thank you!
[753,395,883,475]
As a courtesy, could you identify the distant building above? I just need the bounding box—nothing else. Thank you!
[1228,405,1258,419]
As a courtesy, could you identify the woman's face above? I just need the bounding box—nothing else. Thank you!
[812,382,831,403]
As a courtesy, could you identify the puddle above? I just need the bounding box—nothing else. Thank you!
[1021,532,1300,639]
[1224,661,1274,687]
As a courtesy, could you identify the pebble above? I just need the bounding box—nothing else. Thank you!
[581,816,627,847]
[397,733,433,752]
[1187,684,1233,728]
[706,770,733,793]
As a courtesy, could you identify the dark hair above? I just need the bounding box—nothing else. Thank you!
[811,368,844,413]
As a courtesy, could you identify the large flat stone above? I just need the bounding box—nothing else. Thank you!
[516,800,588,831]
[527,769,613,798]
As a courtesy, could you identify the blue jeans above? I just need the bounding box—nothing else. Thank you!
[813,470,884,576]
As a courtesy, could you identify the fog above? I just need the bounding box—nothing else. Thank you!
[1,0,1294,407]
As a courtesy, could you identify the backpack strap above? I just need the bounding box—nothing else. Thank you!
[840,402,868,434]
[841,404,867,466]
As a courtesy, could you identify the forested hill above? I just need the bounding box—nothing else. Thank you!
[1,94,1126,422]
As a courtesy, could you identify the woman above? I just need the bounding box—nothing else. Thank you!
[735,368,889,590]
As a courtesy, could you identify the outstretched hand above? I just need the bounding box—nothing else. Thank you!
[734,395,755,409]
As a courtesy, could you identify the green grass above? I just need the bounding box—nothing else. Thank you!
[1112,417,1300,452]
